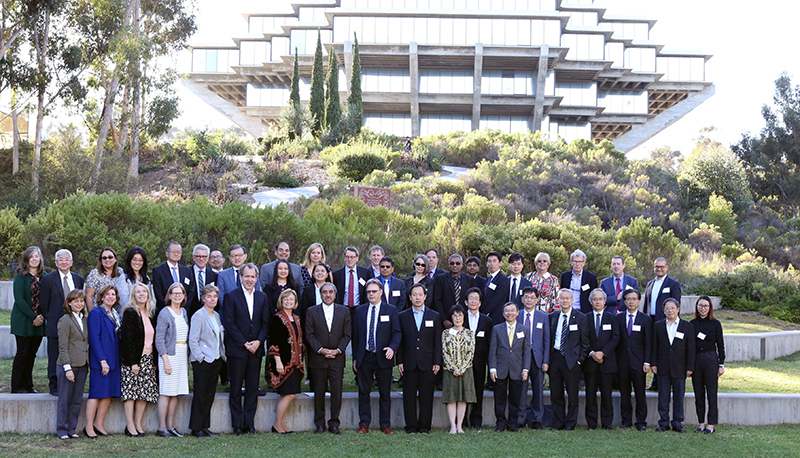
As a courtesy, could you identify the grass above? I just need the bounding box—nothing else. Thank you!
[0,425,797,457]
[0,310,9,326]
[679,310,800,334]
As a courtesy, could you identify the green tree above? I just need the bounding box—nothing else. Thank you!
[290,48,300,108]
[706,193,737,240]
[309,30,325,137]
[346,32,362,134]
[649,146,682,174]
[324,47,341,137]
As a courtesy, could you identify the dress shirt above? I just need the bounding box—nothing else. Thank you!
[554,309,572,351]
[487,270,500,286]
[372,266,380,278]
[72,311,84,332]
[321,302,335,332]
[509,274,522,301]
[365,302,381,350]
[345,268,361,306]
[314,285,322,307]
[593,311,603,336]
[61,272,76,293]
[413,306,425,331]
[666,317,680,345]
[243,286,254,320]
[193,265,205,298]
[649,276,666,315]
[382,276,392,300]
[468,310,479,333]
[168,261,180,283]
[569,271,583,310]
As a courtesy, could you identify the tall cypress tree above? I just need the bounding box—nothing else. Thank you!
[324,47,341,132]
[309,31,325,137]
[347,33,363,134]
[289,48,300,108]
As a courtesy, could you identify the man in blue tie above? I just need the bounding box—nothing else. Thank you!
[600,256,639,313]
[378,256,406,309]
[516,287,549,430]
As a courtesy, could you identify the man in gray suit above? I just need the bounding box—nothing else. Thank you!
[260,241,302,289]
[516,287,550,430]
[489,302,530,432]
[305,283,351,435]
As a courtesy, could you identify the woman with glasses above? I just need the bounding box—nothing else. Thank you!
[85,285,122,438]
[691,296,725,434]
[155,283,190,437]
[403,254,434,309]
[85,247,126,312]
[524,252,559,313]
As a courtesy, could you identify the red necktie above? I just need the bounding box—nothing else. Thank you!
[616,278,621,296]
[348,269,355,307]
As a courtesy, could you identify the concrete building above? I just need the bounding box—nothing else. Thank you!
[185,0,713,151]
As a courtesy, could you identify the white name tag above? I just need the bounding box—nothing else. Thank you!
[632,324,641,332]
[184,277,191,285]
[380,315,389,322]
[662,287,670,293]
[488,283,497,290]
[697,332,706,340]
[359,278,366,286]
[569,324,578,331]
[209,281,215,286]
[602,324,611,331]
[477,331,485,337]
[392,290,400,297]
[449,328,458,336]
[516,332,525,339]
[425,320,433,327]
[581,284,589,291]
[675,331,684,340]
[625,285,633,290]
[536,322,543,329]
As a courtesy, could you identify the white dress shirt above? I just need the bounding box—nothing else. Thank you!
[554,309,573,351]
[321,302,335,332]
[666,317,680,345]
[243,286,254,320]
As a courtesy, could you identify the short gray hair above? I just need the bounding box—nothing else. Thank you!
[193,244,210,257]
[54,249,73,261]
[569,249,587,262]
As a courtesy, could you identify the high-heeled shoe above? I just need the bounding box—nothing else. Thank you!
[83,427,97,439]
[271,426,280,434]
[124,427,140,437]
[93,426,109,437]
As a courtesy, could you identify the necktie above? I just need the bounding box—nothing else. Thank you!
[171,266,179,284]
[453,275,461,304]
[348,269,355,307]
[524,312,531,343]
[428,270,434,279]
[368,305,376,352]
[510,277,518,302]
[628,314,633,336]
[235,269,241,288]
[560,313,568,356]
[596,313,601,338]
[384,277,390,301]
[508,325,514,346]
[62,274,71,298]
[616,278,622,296]
[198,270,205,294]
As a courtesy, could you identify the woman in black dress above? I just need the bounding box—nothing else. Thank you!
[267,289,304,434]
[690,295,725,434]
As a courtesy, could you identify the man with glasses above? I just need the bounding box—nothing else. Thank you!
[644,257,681,391]
[600,256,639,313]
[260,241,302,288]
[434,254,473,324]
[507,253,533,310]
[353,278,401,434]
[333,247,373,318]
[153,241,194,313]
[188,244,218,316]
[559,249,598,313]
[209,250,225,273]
[377,256,406,310]
[583,289,620,430]
[615,289,652,431]
[218,245,261,306]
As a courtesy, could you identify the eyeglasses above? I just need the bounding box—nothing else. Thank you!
[344,255,358,259]
[194,255,208,259]
[654,265,667,269]
[101,256,115,260]
[230,253,245,258]
[536,260,549,263]
[414,263,426,267]
[379,265,392,269]
[366,289,381,294]
[449,262,461,265]
[697,304,710,308]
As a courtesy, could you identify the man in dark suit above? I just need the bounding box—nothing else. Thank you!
[376,256,406,310]
[652,298,695,433]
[209,250,225,273]
[398,283,442,434]
[616,289,652,430]
[464,287,493,429]
[305,282,351,434]
[39,249,85,396]
[507,253,533,309]
[217,244,261,307]
[433,254,473,323]
[260,241,302,289]
[188,244,218,316]
[465,256,486,291]
[333,247,373,315]
[152,241,194,313]
[425,248,448,278]
[600,256,640,313]
[489,302,530,432]
[548,288,590,430]
[367,245,384,279]
[482,251,510,325]
[583,289,620,430]
[516,287,550,430]
[352,278,401,434]
[644,257,681,391]
[222,263,270,435]
[559,249,598,313]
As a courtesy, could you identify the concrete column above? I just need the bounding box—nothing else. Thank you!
[343,41,353,97]
[472,43,483,131]
[409,42,420,137]
[533,44,549,132]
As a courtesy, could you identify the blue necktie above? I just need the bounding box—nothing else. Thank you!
[368,305,377,353]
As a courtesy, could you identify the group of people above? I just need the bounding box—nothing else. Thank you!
[8,241,725,438]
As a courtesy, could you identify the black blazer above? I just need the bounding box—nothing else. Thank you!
[644,276,681,322]
[481,271,510,325]
[467,310,493,367]
[299,283,323,326]
[583,311,620,374]
[152,262,195,312]
[403,275,434,309]
[549,310,590,370]
[120,307,158,367]
[40,271,85,338]
[187,265,218,316]
[397,307,443,371]
[222,288,270,359]
[615,311,653,370]
[352,301,401,370]
[264,283,300,317]
[332,265,373,307]
[508,276,533,309]
[652,318,696,379]
[378,275,407,310]
[559,270,598,313]
[305,303,351,370]
[433,273,474,316]
[470,275,487,292]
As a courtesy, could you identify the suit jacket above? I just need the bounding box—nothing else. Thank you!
[40,270,85,338]
[188,308,226,363]
[260,260,303,291]
[305,303,352,370]
[397,307,442,371]
[152,262,194,312]
[516,309,550,369]
[333,265,373,307]
[652,318,695,379]
[615,311,652,370]
[120,307,158,367]
[470,275,487,292]
[87,306,120,370]
[507,275,533,309]
[299,284,321,325]
[56,312,89,367]
[429,267,448,278]
[488,322,531,380]
[467,311,494,368]
[378,275,407,310]
[188,265,218,316]
[583,310,620,374]
[222,288,270,359]
[403,275,435,309]
[559,270,598,313]
[481,271,510,325]
[433,272,474,317]
[352,301,401,369]
[549,309,590,370]
[644,276,681,322]
[600,274,639,312]
[217,267,262,306]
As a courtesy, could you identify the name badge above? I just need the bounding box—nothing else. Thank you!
[697,332,706,340]
[675,331,684,340]
[209,281,215,286]
[449,328,458,336]
[184,277,191,285]
[602,324,611,331]
[569,324,578,331]
[632,324,641,332]
[536,322,543,329]
[662,287,670,293]
[380,315,389,322]
[488,283,497,290]
[625,284,633,290]
[359,278,366,286]
[476,331,485,337]
[516,332,525,339]
[581,284,589,291]
[392,290,400,297]
[425,320,434,328]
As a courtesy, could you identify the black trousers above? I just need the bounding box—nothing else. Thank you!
[357,352,393,428]
[467,358,487,428]
[584,368,614,428]
[190,359,223,431]
[310,364,345,429]
[11,335,43,392]
[493,376,522,430]
[657,375,685,428]
[402,367,436,433]
[47,336,60,392]
[693,351,720,425]
[618,364,648,427]
[549,351,581,429]
[227,354,262,429]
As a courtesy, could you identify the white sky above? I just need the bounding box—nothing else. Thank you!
[175,0,800,158]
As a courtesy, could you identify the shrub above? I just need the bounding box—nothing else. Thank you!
[362,170,396,188]
[0,207,25,270]
[393,166,421,180]
[335,152,386,182]
[261,168,303,188]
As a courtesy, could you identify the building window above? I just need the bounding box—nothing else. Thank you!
[598,90,648,114]
[555,81,597,106]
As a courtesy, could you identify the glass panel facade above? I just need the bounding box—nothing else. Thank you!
[657,56,705,81]
[567,12,598,27]
[271,37,290,61]
[192,49,239,73]
[421,69,473,94]
[240,41,270,66]
[481,70,534,95]
[605,42,624,68]
[555,81,597,106]
[249,16,298,34]
[625,47,656,72]
[363,68,411,93]
[364,113,412,136]
[553,122,591,143]
[480,115,532,133]
[246,83,290,107]
[420,114,471,136]
[604,22,649,41]
[562,33,604,60]
[598,90,648,114]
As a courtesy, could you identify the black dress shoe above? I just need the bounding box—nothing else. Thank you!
[203,429,218,436]
[494,427,505,432]
[257,389,267,396]
[314,425,325,433]
[83,428,97,439]
[170,428,184,437]
[329,426,342,435]
[586,426,596,430]
[245,426,256,434]
[602,426,615,431]
[137,432,147,437]
[233,427,243,436]
[655,426,669,432]
[93,427,109,437]
[69,434,83,439]
[191,430,210,437]
[124,428,140,437]
[156,429,174,437]
[271,426,280,434]
[29,389,39,394]
[695,427,705,433]
[673,426,686,433]
[564,426,575,431]
[531,422,543,430]
[620,425,631,429]
[50,390,58,396]
[704,428,715,434]
[637,425,647,431]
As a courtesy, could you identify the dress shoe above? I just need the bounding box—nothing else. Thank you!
[170,428,184,437]
[695,427,705,433]
[156,429,174,437]
[329,426,342,435]
[29,389,39,393]
[586,426,596,431]
[507,427,520,432]
[69,434,83,439]
[244,426,256,434]
[314,425,325,434]
[203,429,218,436]
[137,432,147,437]
[673,426,686,433]
[271,426,281,434]
[531,422,543,430]
[420,429,430,434]
[564,426,575,431]
[637,425,647,431]
[233,427,243,436]
[704,428,715,434]
[602,426,615,431]
[655,426,669,432]
[381,426,395,435]
[93,427,109,437]
[646,386,658,391]
[191,430,210,437]
[58,435,70,441]
[257,389,267,396]
[495,427,505,432]
[620,425,631,430]
[124,428,140,437]
[357,424,369,434]
[83,427,97,439]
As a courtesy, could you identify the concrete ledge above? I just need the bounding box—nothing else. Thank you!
[0,281,12,311]
[1,389,797,434]
[725,331,800,361]
[0,326,48,359]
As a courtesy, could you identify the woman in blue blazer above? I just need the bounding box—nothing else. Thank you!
[84,285,122,438]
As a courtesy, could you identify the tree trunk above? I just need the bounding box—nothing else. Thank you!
[113,83,130,158]
[10,91,20,175]
[90,75,120,193]
[126,0,141,185]
[31,11,51,200]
